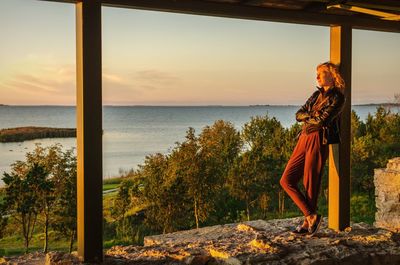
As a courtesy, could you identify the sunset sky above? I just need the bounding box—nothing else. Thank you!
[0,0,399,105]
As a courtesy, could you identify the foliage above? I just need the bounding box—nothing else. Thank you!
[171,122,241,228]
[228,115,288,220]
[1,144,77,253]
[2,106,399,254]
[351,107,400,195]
[350,194,376,224]
[2,163,48,253]
[111,179,135,239]
[51,148,77,253]
[135,153,190,234]
[105,108,400,235]
[0,189,8,239]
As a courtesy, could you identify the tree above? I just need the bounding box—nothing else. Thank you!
[198,120,242,181]
[197,121,242,223]
[227,115,286,220]
[21,144,65,253]
[0,196,8,239]
[2,144,77,253]
[169,127,205,229]
[111,179,134,240]
[2,163,48,253]
[351,107,400,195]
[395,93,400,104]
[227,151,263,221]
[137,153,190,233]
[51,148,77,253]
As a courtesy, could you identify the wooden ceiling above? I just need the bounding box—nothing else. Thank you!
[42,0,400,32]
[241,0,400,19]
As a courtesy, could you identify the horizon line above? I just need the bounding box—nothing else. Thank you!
[1,103,399,107]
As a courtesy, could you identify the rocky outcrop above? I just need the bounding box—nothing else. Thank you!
[45,252,81,265]
[106,217,400,265]
[374,157,400,232]
[2,217,400,264]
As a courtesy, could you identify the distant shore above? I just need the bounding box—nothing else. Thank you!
[0,126,76,143]
[353,103,400,107]
[1,103,399,107]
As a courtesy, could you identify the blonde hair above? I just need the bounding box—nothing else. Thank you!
[317,62,345,93]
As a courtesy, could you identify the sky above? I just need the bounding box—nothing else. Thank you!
[0,0,399,105]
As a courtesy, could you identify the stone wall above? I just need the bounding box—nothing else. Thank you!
[374,157,400,232]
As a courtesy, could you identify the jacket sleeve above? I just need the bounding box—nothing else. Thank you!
[305,92,345,126]
[295,91,318,122]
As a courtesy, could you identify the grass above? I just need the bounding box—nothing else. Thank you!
[103,183,119,191]
[0,233,134,256]
[101,176,127,192]
[0,231,74,257]
[103,176,126,185]
[1,186,376,257]
[0,183,122,257]
[0,198,135,257]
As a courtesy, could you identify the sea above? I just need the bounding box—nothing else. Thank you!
[0,105,397,186]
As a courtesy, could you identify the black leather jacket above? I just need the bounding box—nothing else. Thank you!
[295,86,345,145]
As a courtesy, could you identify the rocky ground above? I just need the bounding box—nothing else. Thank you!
[2,217,400,265]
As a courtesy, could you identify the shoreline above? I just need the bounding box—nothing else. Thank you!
[0,126,76,143]
[1,103,399,107]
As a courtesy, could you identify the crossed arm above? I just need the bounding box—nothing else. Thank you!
[296,91,345,126]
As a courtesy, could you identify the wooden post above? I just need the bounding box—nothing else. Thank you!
[328,25,352,231]
[76,0,103,262]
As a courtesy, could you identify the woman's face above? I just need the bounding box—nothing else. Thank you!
[316,66,334,88]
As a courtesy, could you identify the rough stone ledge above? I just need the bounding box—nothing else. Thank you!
[2,217,400,265]
[374,156,400,232]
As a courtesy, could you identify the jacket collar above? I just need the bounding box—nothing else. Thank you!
[316,86,336,96]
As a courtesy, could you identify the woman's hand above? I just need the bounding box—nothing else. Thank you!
[296,111,311,122]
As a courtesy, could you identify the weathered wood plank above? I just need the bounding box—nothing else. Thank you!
[38,0,400,32]
[76,0,103,262]
[328,25,352,231]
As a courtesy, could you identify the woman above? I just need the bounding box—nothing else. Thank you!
[279,62,346,236]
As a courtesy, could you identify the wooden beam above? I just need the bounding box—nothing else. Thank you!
[347,0,400,12]
[328,4,400,21]
[39,0,400,33]
[76,0,103,262]
[328,25,351,231]
[240,0,267,5]
[100,0,400,32]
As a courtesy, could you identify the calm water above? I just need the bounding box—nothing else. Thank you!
[0,105,395,185]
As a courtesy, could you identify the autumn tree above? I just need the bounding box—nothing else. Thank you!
[0,193,8,239]
[22,144,70,253]
[168,127,205,228]
[227,115,286,220]
[111,178,134,239]
[51,148,77,253]
[169,122,241,228]
[137,153,190,233]
[2,163,48,253]
[2,144,77,253]
[351,107,400,195]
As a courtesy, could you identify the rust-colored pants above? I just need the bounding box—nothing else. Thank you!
[280,130,329,216]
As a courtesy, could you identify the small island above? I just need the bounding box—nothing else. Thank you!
[0,126,76,143]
